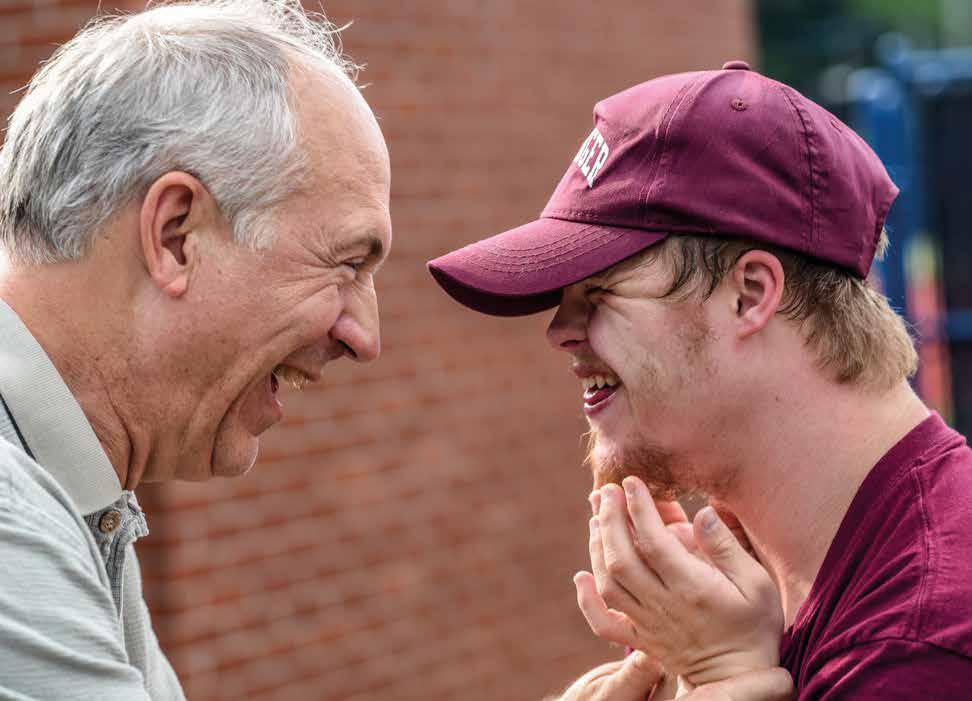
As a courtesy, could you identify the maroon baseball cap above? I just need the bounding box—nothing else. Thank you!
[427,60,899,317]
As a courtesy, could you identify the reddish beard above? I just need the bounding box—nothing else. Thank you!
[585,427,695,501]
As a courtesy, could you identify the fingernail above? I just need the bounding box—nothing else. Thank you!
[622,477,637,496]
[601,484,619,503]
[590,516,599,531]
[699,506,719,531]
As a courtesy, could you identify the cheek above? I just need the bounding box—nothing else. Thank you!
[623,329,666,388]
[623,333,698,421]
[287,286,344,336]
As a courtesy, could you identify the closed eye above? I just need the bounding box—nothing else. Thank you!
[585,285,607,302]
[344,257,368,273]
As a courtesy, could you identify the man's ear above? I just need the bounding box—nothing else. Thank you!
[138,171,213,298]
[728,250,784,340]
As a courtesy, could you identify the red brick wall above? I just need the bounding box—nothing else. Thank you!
[0,2,754,699]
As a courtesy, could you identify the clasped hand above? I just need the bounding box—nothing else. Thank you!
[576,477,784,689]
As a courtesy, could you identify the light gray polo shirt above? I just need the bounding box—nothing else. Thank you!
[0,299,185,700]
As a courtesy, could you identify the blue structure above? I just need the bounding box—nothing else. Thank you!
[848,34,972,432]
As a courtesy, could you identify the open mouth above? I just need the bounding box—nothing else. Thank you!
[270,365,315,394]
[582,372,621,408]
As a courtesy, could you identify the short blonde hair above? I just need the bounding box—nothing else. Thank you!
[652,231,918,390]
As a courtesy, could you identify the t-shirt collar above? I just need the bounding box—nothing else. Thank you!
[0,298,121,514]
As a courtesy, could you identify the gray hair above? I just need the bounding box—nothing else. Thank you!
[0,0,358,264]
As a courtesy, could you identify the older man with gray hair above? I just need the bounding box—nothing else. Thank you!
[0,1,390,697]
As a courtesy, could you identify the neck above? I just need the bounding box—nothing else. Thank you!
[710,379,929,627]
[0,256,145,490]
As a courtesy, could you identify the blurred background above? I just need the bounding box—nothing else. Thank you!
[0,1,969,699]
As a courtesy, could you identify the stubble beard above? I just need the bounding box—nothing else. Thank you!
[584,308,717,500]
[584,427,694,500]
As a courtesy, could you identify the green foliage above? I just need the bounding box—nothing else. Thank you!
[847,0,940,33]
[757,0,943,100]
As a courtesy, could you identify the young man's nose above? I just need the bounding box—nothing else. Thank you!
[545,285,590,351]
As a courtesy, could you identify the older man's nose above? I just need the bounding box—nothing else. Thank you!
[330,293,380,362]
[331,316,380,362]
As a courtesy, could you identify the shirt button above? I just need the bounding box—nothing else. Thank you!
[99,510,122,533]
[722,60,751,71]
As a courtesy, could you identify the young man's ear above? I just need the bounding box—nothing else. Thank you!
[729,250,784,340]
[138,171,212,298]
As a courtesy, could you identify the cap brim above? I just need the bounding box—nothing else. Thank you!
[428,217,667,316]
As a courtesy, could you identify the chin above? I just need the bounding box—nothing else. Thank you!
[587,429,688,499]
[210,430,261,479]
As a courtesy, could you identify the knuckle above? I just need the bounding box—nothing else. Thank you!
[604,552,632,580]
[599,582,626,609]
[681,586,706,608]
[711,531,736,555]
[633,534,660,560]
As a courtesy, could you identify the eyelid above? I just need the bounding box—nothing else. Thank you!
[586,283,614,310]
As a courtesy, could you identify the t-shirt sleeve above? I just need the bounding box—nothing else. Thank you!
[800,638,972,700]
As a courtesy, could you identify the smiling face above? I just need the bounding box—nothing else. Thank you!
[546,245,727,498]
[131,70,392,483]
[211,78,390,479]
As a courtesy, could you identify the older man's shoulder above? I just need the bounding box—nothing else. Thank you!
[0,438,93,554]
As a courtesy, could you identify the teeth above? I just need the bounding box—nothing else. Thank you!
[581,372,620,392]
[273,365,312,391]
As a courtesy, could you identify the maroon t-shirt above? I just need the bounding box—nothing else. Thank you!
[780,412,972,697]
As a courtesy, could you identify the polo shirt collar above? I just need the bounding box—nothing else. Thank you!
[0,298,121,514]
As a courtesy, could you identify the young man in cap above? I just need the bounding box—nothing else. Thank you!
[429,60,972,698]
